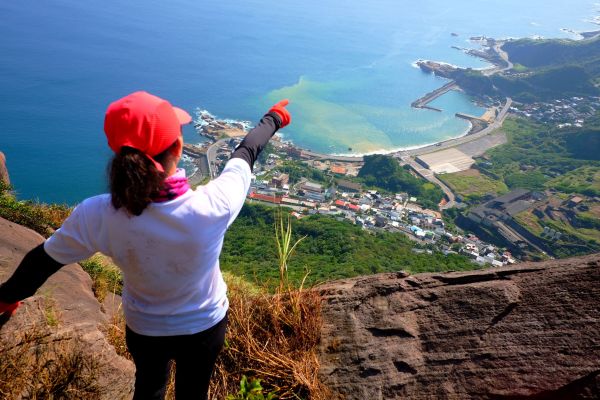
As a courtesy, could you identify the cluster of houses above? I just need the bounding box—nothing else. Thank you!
[248,169,518,267]
[509,96,600,128]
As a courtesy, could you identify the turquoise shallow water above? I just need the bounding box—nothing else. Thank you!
[0,0,597,203]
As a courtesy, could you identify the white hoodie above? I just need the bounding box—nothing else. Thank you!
[44,158,251,336]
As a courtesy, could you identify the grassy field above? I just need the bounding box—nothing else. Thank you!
[584,204,600,219]
[545,217,600,244]
[546,166,600,196]
[513,210,544,236]
[438,169,508,202]
[514,199,600,257]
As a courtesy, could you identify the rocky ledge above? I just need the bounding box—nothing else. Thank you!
[318,255,600,399]
[0,217,134,399]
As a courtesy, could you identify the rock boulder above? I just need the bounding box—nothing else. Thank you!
[318,255,600,399]
[0,217,134,399]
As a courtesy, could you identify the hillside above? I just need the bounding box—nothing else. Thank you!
[502,35,600,69]
[445,116,600,258]
[222,203,474,288]
[426,35,600,102]
[357,155,444,210]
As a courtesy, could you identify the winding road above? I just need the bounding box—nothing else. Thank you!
[405,157,457,210]
[206,139,228,179]
[482,42,514,76]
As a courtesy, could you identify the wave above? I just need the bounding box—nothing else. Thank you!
[180,155,199,175]
[193,107,253,131]
[412,59,464,69]
[193,108,213,128]
[222,118,252,130]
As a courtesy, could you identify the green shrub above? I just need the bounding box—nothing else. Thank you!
[0,181,71,237]
[79,255,123,302]
[226,376,278,400]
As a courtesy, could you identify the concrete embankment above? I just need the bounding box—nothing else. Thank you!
[411,81,459,111]
[183,144,210,183]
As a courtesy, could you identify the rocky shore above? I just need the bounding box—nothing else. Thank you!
[454,37,509,69]
[194,110,249,140]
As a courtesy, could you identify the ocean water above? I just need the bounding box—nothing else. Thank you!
[0,0,597,204]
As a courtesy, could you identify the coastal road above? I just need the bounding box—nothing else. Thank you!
[405,158,457,210]
[494,43,513,71]
[206,139,228,179]
[482,42,514,76]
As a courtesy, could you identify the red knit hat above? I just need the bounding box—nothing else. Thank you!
[104,91,192,172]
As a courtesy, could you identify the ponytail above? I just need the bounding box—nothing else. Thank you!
[109,143,176,216]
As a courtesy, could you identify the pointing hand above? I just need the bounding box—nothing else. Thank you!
[269,99,291,129]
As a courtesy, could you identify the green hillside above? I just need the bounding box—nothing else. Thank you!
[502,36,600,68]
[450,36,600,102]
[358,155,444,209]
[461,116,600,257]
[221,203,475,289]
[475,117,600,191]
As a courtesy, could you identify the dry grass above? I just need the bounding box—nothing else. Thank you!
[0,324,104,399]
[208,214,329,399]
[104,301,130,360]
[210,282,328,399]
[80,254,123,303]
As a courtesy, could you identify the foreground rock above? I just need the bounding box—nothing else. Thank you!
[318,255,600,399]
[0,217,134,399]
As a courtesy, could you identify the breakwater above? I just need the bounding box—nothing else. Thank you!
[411,81,459,111]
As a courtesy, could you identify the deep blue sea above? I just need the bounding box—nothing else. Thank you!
[0,0,597,204]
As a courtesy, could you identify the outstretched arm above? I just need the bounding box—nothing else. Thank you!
[231,99,291,171]
[205,100,292,227]
[0,243,65,316]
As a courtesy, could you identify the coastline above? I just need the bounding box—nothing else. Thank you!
[326,122,475,158]
[188,97,493,165]
[190,25,598,163]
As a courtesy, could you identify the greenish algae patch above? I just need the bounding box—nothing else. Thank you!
[266,77,393,153]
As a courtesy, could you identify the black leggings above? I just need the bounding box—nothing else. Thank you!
[125,314,228,400]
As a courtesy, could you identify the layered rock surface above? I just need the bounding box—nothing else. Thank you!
[318,256,600,399]
[0,217,134,399]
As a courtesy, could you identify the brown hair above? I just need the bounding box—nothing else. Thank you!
[109,142,177,216]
